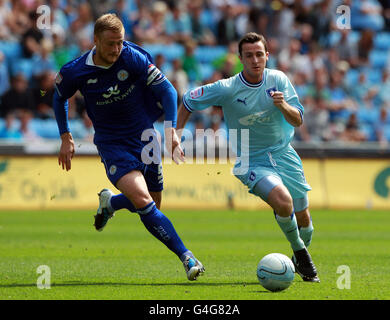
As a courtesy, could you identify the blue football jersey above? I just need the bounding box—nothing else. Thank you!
[54,41,165,147]
[183,69,304,165]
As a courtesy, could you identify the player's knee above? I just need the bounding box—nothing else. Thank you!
[268,187,293,216]
[276,199,293,217]
[132,194,154,210]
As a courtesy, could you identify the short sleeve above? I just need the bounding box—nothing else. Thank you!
[182,80,227,112]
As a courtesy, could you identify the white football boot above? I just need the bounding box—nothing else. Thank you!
[183,256,205,281]
[94,188,115,232]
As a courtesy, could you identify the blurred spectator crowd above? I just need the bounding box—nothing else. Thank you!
[0,0,390,147]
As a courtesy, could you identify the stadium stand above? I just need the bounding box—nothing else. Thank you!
[0,0,389,147]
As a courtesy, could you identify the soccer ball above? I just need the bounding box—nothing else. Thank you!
[257,253,295,292]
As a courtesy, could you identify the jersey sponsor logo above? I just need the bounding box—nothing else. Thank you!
[266,87,277,97]
[102,84,120,98]
[87,78,98,84]
[96,84,135,106]
[238,111,271,126]
[55,72,63,84]
[117,69,129,81]
[189,87,204,99]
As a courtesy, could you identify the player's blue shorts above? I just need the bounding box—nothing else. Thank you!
[234,145,311,202]
[97,141,163,192]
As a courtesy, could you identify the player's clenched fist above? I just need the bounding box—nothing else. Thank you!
[270,91,286,108]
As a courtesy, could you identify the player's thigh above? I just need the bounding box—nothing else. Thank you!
[116,170,154,209]
[250,174,293,216]
[98,143,144,186]
[277,147,311,199]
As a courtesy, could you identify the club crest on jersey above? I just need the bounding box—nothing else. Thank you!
[266,87,277,97]
[189,87,204,99]
[109,165,117,175]
[117,69,129,81]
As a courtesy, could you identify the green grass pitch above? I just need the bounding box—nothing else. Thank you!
[0,208,389,300]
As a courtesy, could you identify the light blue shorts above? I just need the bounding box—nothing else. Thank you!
[234,146,311,209]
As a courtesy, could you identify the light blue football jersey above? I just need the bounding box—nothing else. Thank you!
[183,69,304,171]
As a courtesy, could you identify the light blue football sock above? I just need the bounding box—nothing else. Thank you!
[275,212,306,252]
[138,202,188,258]
[109,194,137,213]
[299,221,314,248]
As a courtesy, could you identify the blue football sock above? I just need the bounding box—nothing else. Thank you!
[110,194,137,213]
[299,221,314,248]
[274,211,305,252]
[138,202,188,258]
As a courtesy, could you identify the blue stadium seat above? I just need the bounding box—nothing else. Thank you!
[345,68,360,86]
[0,118,20,131]
[142,43,184,61]
[199,63,215,81]
[367,68,382,84]
[369,49,387,68]
[374,32,390,50]
[328,30,360,47]
[384,125,390,140]
[194,46,226,63]
[359,107,380,125]
[360,123,375,141]
[350,31,361,43]
[30,119,59,139]
[10,58,34,79]
[69,119,89,139]
[200,9,217,34]
[163,43,185,61]
[0,41,22,60]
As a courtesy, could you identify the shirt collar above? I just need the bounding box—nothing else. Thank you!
[239,71,265,88]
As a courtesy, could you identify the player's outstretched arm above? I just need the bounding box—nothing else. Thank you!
[58,132,75,171]
[53,88,74,171]
[176,104,192,138]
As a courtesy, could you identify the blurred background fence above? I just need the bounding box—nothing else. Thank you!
[0,0,390,210]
